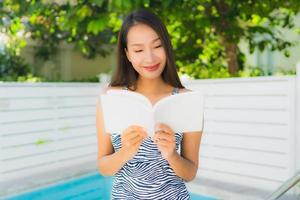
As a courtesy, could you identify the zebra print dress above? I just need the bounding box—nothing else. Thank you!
[110,87,190,200]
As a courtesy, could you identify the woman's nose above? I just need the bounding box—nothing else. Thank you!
[144,49,155,63]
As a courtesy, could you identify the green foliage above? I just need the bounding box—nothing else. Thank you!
[68,76,99,82]
[156,0,300,76]
[1,0,299,80]
[273,68,296,76]
[238,67,264,77]
[0,46,31,81]
[15,74,45,82]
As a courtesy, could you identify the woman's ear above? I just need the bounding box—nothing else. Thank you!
[125,48,131,62]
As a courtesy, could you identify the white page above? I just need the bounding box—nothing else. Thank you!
[153,91,204,133]
[100,90,204,137]
[107,89,152,108]
[100,91,154,135]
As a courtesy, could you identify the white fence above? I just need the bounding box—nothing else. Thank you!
[185,76,298,191]
[0,83,101,185]
[0,71,299,195]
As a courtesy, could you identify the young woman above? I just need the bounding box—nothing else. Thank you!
[96,9,203,200]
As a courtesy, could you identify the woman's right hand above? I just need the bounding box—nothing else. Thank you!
[120,125,148,161]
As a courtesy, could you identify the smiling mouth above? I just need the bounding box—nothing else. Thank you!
[143,63,160,71]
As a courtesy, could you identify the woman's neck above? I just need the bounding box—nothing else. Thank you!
[134,77,172,96]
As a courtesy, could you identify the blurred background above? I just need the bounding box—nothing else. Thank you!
[0,0,300,200]
[1,0,300,82]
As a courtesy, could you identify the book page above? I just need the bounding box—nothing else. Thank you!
[100,91,155,135]
[100,90,204,137]
[106,89,152,108]
[154,91,204,133]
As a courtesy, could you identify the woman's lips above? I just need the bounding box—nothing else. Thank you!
[143,63,160,72]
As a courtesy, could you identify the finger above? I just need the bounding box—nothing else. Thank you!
[122,130,141,143]
[131,130,147,139]
[122,135,138,147]
[122,130,139,140]
[125,125,143,133]
[156,139,175,148]
[130,134,145,146]
[131,126,148,137]
[157,123,168,129]
[123,125,145,136]
[156,123,173,133]
[135,128,148,138]
[153,131,166,141]
[155,132,176,142]
[122,133,143,147]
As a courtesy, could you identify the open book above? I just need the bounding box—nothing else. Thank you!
[100,89,204,137]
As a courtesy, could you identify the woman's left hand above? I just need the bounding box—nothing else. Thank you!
[153,123,177,160]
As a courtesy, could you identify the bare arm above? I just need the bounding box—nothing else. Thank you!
[96,99,127,176]
[154,125,203,182]
[166,131,203,181]
[96,88,147,176]
[153,88,203,181]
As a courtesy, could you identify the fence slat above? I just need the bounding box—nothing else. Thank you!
[296,63,300,173]
[0,83,100,188]
[190,76,296,191]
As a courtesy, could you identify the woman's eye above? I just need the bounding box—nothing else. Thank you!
[155,45,162,48]
[134,50,143,53]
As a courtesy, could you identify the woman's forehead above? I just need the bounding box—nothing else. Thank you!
[127,24,161,45]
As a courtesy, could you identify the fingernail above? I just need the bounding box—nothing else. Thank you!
[155,124,160,129]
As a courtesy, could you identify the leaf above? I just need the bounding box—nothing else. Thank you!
[91,0,104,7]
[162,0,173,8]
[284,50,290,57]
[113,0,123,9]
[143,0,150,7]
[87,15,109,35]
[76,5,92,20]
[35,139,52,145]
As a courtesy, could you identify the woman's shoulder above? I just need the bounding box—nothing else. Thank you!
[178,87,192,93]
[100,85,124,95]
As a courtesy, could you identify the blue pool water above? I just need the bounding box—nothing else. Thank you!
[5,172,217,200]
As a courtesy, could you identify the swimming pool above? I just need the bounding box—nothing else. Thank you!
[4,172,217,200]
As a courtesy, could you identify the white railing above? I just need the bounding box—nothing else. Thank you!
[184,75,297,191]
[0,83,101,185]
[0,68,299,195]
[296,62,300,196]
[296,62,300,178]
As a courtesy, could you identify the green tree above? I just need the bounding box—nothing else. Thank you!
[1,0,299,78]
[156,0,300,76]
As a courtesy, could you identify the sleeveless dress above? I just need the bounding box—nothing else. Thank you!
[110,87,190,200]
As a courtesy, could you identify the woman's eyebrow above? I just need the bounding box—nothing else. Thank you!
[152,37,161,42]
[130,37,161,46]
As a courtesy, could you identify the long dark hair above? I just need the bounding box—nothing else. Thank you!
[110,9,184,91]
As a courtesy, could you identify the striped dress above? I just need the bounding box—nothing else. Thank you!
[110,87,190,200]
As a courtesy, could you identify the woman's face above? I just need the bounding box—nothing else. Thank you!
[125,23,166,80]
